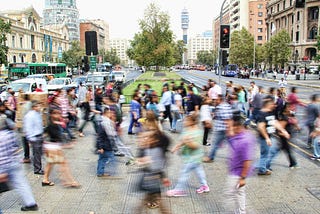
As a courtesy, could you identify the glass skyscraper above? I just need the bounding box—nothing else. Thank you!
[43,0,80,41]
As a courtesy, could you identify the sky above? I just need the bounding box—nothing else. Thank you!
[1,0,225,39]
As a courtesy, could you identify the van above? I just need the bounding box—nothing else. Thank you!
[9,78,48,94]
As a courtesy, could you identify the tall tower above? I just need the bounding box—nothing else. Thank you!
[43,0,80,41]
[181,8,189,65]
[181,8,189,44]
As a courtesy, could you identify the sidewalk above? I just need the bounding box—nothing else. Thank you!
[1,113,320,214]
[251,76,320,89]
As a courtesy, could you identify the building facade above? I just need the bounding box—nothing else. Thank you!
[109,38,131,66]
[249,0,269,45]
[229,0,250,32]
[43,0,80,41]
[266,0,319,61]
[0,7,69,64]
[188,34,213,64]
[79,20,109,55]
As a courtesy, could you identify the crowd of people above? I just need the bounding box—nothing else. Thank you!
[0,76,319,213]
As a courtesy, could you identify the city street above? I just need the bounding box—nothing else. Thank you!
[1,107,320,214]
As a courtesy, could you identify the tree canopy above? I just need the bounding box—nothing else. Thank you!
[101,48,121,65]
[61,40,84,68]
[0,19,11,65]
[229,28,254,67]
[127,3,175,71]
[196,50,216,66]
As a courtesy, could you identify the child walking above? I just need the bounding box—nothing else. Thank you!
[167,112,210,197]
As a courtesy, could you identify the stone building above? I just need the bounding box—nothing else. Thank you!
[266,0,319,61]
[0,6,69,64]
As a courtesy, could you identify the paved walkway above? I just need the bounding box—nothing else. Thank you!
[1,111,320,214]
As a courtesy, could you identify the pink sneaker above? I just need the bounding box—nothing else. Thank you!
[166,189,187,197]
[196,185,210,194]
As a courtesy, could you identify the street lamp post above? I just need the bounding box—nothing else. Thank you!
[250,13,256,71]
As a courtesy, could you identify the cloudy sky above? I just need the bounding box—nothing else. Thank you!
[1,0,226,39]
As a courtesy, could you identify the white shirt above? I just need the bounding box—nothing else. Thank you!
[171,93,182,111]
[278,80,287,88]
[208,85,222,100]
[200,104,212,122]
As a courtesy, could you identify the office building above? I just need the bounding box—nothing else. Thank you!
[188,34,213,64]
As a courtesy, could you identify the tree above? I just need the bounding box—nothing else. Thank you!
[172,40,186,65]
[103,48,121,65]
[61,41,84,68]
[269,29,291,69]
[196,50,215,66]
[316,34,320,61]
[0,19,11,65]
[229,28,254,67]
[127,3,175,71]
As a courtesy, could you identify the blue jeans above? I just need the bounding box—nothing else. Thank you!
[266,137,281,170]
[208,130,227,160]
[175,162,207,190]
[313,136,320,158]
[171,111,182,130]
[128,113,140,133]
[97,150,117,175]
[6,164,37,207]
[258,137,271,173]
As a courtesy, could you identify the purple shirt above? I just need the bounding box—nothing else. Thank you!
[228,130,255,177]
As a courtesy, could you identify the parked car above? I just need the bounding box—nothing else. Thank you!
[85,74,107,90]
[26,74,54,82]
[47,77,73,92]
[7,78,48,96]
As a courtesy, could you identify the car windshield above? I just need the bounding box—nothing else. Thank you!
[87,76,104,82]
[10,82,30,92]
[113,72,124,76]
[48,79,65,85]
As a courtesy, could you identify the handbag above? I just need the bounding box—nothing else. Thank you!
[139,172,161,193]
[0,174,11,193]
[44,142,65,164]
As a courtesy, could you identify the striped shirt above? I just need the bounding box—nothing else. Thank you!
[214,102,233,131]
[0,130,18,174]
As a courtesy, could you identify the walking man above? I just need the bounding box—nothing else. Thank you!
[23,100,44,175]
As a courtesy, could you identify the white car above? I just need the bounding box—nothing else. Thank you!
[47,78,73,92]
[2,78,48,98]
[111,71,126,83]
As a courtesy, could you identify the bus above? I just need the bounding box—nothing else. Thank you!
[222,64,238,77]
[8,62,67,81]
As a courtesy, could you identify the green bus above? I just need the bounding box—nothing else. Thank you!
[8,62,67,81]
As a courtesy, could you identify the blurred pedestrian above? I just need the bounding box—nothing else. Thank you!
[200,96,213,146]
[134,111,171,213]
[0,102,39,211]
[167,112,210,197]
[23,100,44,175]
[20,94,32,163]
[96,107,119,178]
[170,86,183,133]
[159,85,173,130]
[128,93,142,135]
[42,108,80,188]
[203,95,233,163]
[225,111,255,214]
[305,94,319,149]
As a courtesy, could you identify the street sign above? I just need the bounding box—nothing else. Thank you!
[89,56,96,70]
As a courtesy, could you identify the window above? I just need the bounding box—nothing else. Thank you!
[297,11,300,21]
[309,27,318,39]
[258,36,263,41]
[258,28,263,33]
[258,4,263,9]
[277,4,280,12]
[290,0,293,6]
[309,7,319,20]
[258,12,263,17]
[31,35,35,49]
[258,20,263,25]
[291,14,294,24]
[283,0,286,10]
[12,35,15,48]
[296,31,299,42]
[20,37,23,48]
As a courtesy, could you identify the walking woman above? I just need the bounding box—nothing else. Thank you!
[42,108,80,188]
[167,112,210,197]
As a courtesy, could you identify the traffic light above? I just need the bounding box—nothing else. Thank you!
[220,25,230,49]
[222,50,229,66]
